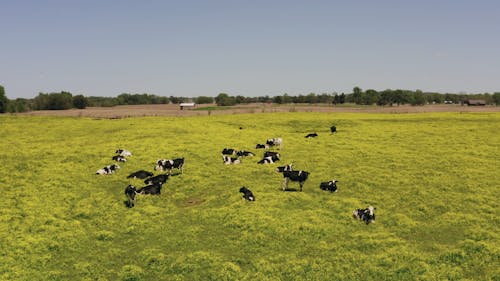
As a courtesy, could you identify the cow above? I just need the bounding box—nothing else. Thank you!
[282,170,309,191]
[236,150,255,157]
[222,148,236,155]
[144,174,170,185]
[112,155,127,162]
[124,184,137,208]
[223,155,241,165]
[305,133,318,138]
[276,163,293,173]
[263,151,280,158]
[266,138,283,149]
[155,158,184,174]
[257,155,279,164]
[255,144,269,149]
[330,126,337,134]
[353,206,376,224]
[137,183,163,195]
[320,180,338,192]
[96,164,120,175]
[127,170,154,179]
[116,149,132,157]
[239,187,255,201]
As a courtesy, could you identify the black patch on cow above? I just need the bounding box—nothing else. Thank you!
[283,170,309,191]
[222,148,236,155]
[239,187,255,201]
[144,174,170,185]
[305,133,318,138]
[137,183,163,195]
[320,180,338,192]
[236,150,255,157]
[112,155,127,162]
[124,185,137,208]
[330,126,337,133]
[127,170,154,179]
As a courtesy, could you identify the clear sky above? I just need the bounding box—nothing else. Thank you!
[1,0,499,99]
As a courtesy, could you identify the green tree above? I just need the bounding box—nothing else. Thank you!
[410,90,426,106]
[72,95,88,109]
[195,96,214,104]
[352,86,362,104]
[493,92,500,105]
[215,93,236,106]
[0,85,8,113]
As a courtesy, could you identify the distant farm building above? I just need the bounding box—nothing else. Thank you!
[463,99,486,106]
[179,103,196,110]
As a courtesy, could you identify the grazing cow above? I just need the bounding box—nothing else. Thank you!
[255,144,269,149]
[112,155,127,162]
[127,170,154,179]
[144,174,170,185]
[137,183,163,195]
[257,155,280,164]
[155,158,185,174]
[124,185,137,208]
[305,133,318,138]
[320,180,338,192]
[353,206,376,224]
[116,149,132,157]
[282,170,309,191]
[263,151,280,158]
[239,187,255,201]
[96,164,120,175]
[236,150,255,157]
[276,163,293,173]
[222,148,236,155]
[223,155,241,165]
[330,126,337,133]
[266,138,283,149]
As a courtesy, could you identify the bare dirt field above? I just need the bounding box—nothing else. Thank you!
[15,103,500,118]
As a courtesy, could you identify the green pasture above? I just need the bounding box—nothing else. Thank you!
[0,112,499,280]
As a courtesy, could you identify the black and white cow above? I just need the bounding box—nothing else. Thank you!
[222,148,236,155]
[155,158,184,174]
[353,206,376,224]
[144,174,170,185]
[257,155,280,164]
[239,187,255,201]
[124,184,137,208]
[127,170,154,179]
[96,164,120,175]
[305,133,318,138]
[112,155,127,162]
[223,155,241,165]
[330,126,337,134]
[137,183,163,195]
[255,144,269,149]
[320,180,338,192]
[236,150,255,157]
[263,151,280,158]
[116,149,132,157]
[276,163,293,173]
[266,138,283,149]
[282,170,309,191]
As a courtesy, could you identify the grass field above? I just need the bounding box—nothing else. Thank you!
[0,112,499,280]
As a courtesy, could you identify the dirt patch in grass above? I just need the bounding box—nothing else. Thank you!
[14,103,500,118]
[179,197,206,208]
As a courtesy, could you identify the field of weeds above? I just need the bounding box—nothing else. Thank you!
[0,112,499,280]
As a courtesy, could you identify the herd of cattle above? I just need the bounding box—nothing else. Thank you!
[95,125,376,224]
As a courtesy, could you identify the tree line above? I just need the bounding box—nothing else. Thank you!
[0,85,499,113]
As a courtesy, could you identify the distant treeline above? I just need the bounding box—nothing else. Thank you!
[0,85,499,113]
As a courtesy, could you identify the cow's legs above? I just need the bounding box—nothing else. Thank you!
[299,181,303,192]
[283,178,288,191]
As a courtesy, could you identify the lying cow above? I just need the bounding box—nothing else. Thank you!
[222,148,236,155]
[263,151,279,158]
[96,164,120,175]
[236,150,255,157]
[239,187,255,201]
[116,149,132,157]
[320,180,338,192]
[282,170,309,191]
[223,155,241,165]
[305,133,318,138]
[112,155,127,162]
[258,155,279,164]
[144,174,170,185]
[276,163,293,173]
[330,126,337,134]
[266,138,283,149]
[127,170,154,179]
[124,184,137,208]
[353,206,376,224]
[137,182,163,195]
[155,158,184,174]
[255,144,269,149]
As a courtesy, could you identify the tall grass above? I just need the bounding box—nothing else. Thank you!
[0,112,499,280]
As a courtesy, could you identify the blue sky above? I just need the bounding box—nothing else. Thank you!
[1,0,499,99]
